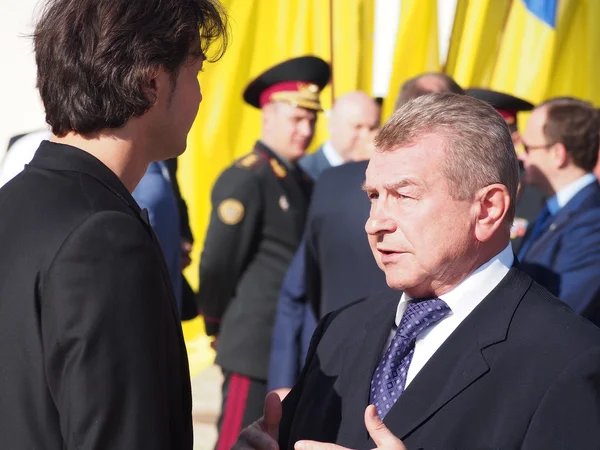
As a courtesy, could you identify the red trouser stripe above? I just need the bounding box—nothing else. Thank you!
[217,373,251,450]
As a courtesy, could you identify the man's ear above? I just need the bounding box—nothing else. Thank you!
[551,142,569,169]
[474,184,511,242]
[142,67,161,105]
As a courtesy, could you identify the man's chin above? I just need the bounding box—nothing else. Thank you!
[384,275,412,292]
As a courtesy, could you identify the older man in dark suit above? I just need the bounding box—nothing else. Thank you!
[268,73,464,396]
[235,93,600,450]
[0,0,228,448]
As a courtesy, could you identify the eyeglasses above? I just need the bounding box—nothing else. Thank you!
[521,142,553,154]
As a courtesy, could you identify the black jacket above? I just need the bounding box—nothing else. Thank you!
[280,267,600,449]
[0,141,192,449]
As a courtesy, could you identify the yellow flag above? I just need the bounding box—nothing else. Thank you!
[546,0,600,105]
[490,0,558,104]
[445,0,511,89]
[331,0,375,96]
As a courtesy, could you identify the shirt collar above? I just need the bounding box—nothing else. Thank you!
[322,140,345,167]
[396,243,514,326]
[546,173,597,216]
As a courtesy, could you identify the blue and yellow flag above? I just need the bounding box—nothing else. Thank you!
[490,0,558,104]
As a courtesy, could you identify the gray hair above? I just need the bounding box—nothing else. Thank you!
[375,92,519,228]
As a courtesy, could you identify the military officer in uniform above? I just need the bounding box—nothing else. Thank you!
[466,88,546,251]
[197,55,330,450]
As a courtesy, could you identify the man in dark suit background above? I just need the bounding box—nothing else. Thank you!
[0,0,228,448]
[268,73,464,396]
[518,97,600,325]
[465,88,546,251]
[235,93,600,450]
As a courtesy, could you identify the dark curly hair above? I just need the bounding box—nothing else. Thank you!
[34,0,229,136]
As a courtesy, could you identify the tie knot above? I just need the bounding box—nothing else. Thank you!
[397,298,450,341]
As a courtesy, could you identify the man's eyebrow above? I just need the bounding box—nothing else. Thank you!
[361,179,420,192]
[383,179,419,191]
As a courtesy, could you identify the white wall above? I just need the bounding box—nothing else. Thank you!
[0,0,47,161]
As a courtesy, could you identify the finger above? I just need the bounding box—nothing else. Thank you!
[364,405,406,449]
[294,440,347,450]
[263,391,283,439]
[235,422,279,450]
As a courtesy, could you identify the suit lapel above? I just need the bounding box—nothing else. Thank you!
[335,292,399,445]
[380,317,488,442]
[526,181,600,258]
[363,268,532,446]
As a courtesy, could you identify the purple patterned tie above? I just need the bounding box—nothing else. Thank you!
[370,298,450,419]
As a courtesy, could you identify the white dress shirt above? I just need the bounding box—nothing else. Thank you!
[386,243,514,388]
[546,172,597,215]
[321,140,345,167]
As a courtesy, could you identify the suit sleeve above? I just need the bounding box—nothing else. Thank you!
[522,346,600,449]
[198,166,262,335]
[278,311,336,448]
[42,212,178,450]
[305,200,322,320]
[268,242,308,390]
[553,217,600,316]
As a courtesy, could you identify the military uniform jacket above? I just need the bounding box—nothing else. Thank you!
[199,141,312,380]
[0,142,192,449]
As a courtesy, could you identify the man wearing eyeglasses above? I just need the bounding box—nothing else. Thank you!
[517,97,600,326]
[465,89,546,250]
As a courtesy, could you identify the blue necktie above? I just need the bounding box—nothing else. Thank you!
[369,298,450,419]
[517,205,553,261]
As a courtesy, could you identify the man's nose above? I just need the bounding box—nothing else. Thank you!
[365,207,396,236]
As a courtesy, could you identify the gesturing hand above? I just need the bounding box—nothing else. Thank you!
[232,391,282,450]
[294,405,407,450]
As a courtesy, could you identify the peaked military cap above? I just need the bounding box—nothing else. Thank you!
[466,88,534,125]
[243,56,331,111]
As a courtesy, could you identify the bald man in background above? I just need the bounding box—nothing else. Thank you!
[298,91,381,178]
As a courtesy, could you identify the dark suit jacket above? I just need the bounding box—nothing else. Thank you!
[305,160,392,317]
[0,142,192,449]
[298,146,330,180]
[164,157,198,321]
[268,242,318,390]
[199,141,312,380]
[279,267,600,449]
[520,180,600,326]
